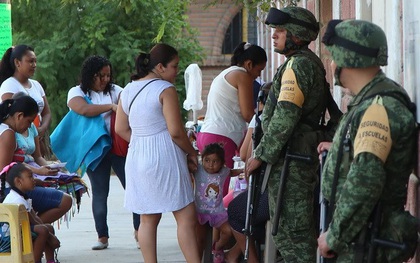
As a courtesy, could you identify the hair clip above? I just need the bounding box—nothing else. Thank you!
[244,42,252,50]
[143,53,151,66]
[0,162,17,175]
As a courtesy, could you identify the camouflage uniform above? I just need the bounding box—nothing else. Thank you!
[253,7,326,262]
[321,20,418,263]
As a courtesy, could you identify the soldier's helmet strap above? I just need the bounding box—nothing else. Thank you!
[322,19,379,58]
[265,7,319,32]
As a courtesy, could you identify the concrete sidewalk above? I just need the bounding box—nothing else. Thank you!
[54,175,186,263]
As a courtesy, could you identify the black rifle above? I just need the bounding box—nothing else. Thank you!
[318,151,335,262]
[272,149,312,236]
[366,202,407,263]
[320,163,406,262]
[243,89,266,260]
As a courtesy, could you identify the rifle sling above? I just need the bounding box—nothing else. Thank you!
[354,224,369,262]
[326,109,355,226]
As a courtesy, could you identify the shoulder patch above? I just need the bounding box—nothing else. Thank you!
[354,96,392,163]
[278,68,304,108]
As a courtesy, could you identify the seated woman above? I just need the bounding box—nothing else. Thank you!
[0,94,72,225]
[12,92,86,217]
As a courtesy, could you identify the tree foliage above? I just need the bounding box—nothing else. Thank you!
[11,0,204,129]
[207,0,299,14]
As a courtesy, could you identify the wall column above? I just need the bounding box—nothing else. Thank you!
[331,0,342,110]
[355,0,372,20]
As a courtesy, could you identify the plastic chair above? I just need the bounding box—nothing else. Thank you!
[0,203,34,263]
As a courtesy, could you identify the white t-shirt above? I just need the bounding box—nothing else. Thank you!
[248,115,257,129]
[67,84,123,133]
[3,189,32,212]
[0,77,46,114]
[1,190,32,237]
[200,66,248,147]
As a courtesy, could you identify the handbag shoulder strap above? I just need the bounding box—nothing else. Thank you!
[129,79,159,112]
[84,95,93,104]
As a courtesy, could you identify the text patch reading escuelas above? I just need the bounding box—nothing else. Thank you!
[354,96,392,163]
[278,68,304,107]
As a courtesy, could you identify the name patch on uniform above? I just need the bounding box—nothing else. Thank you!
[354,96,392,163]
[278,68,304,107]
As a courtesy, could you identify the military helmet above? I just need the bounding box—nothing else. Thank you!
[322,19,388,68]
[265,7,319,42]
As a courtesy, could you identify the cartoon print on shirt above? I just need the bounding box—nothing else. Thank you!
[205,183,219,206]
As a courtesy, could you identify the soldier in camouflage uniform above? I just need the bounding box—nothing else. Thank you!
[318,20,418,263]
[246,7,328,262]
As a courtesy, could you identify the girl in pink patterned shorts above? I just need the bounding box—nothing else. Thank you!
[193,143,242,263]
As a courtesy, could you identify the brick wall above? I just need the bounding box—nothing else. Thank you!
[186,0,241,117]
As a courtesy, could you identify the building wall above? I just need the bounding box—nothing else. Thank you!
[402,1,420,261]
[186,0,242,119]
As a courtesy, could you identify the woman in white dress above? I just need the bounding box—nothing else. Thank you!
[116,43,200,263]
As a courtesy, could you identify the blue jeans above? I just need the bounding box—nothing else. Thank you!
[87,152,140,239]
[4,187,63,214]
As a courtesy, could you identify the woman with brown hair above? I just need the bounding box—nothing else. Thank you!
[116,43,200,263]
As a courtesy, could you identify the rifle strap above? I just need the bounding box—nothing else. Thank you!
[326,109,355,226]
[354,225,368,263]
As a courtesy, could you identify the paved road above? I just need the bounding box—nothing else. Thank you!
[54,175,186,263]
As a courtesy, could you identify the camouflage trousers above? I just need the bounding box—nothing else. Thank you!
[328,246,388,263]
[331,247,413,263]
[268,160,318,263]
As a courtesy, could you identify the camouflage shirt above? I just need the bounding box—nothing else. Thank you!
[254,48,327,164]
[322,71,417,253]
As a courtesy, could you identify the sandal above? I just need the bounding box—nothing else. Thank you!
[134,230,140,249]
[213,250,225,263]
[212,242,225,263]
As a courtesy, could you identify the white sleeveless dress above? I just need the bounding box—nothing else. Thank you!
[120,79,194,214]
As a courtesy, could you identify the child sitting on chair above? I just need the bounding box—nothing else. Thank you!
[194,143,243,263]
[2,162,60,263]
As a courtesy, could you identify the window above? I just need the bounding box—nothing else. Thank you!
[222,11,243,54]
